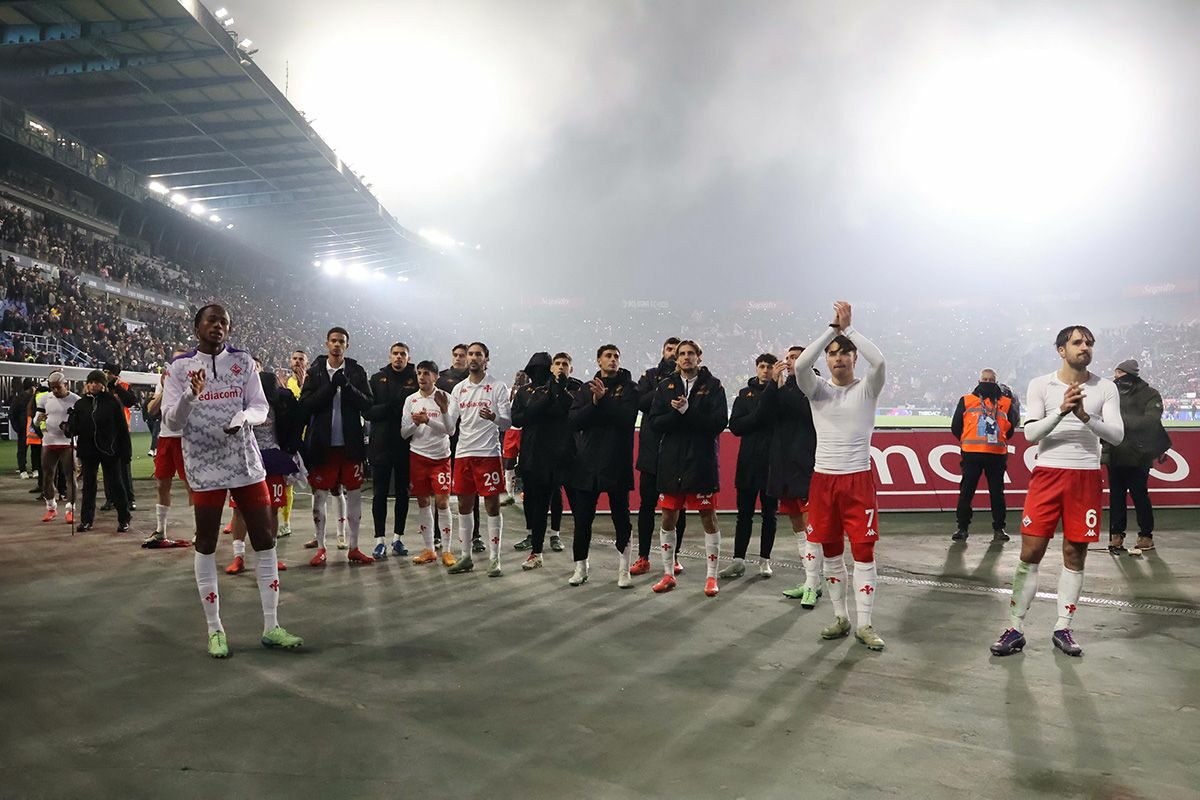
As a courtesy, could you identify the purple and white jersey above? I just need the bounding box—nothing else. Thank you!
[162,345,268,491]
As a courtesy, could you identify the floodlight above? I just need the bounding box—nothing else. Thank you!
[239,38,253,48]
[225,223,234,230]
[190,203,206,215]
[347,264,367,282]
[147,181,168,195]
[215,8,228,19]
[323,260,342,276]
[170,193,187,205]
[223,18,235,27]
[209,214,221,223]
[396,275,410,283]
[313,260,322,268]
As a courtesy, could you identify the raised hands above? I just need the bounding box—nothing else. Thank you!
[589,377,606,404]
[831,300,852,331]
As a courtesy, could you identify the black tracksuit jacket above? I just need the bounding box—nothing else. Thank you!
[729,378,773,491]
[299,355,374,467]
[763,375,817,500]
[635,357,676,473]
[569,368,639,493]
[69,391,131,461]
[647,366,728,494]
[512,353,580,486]
[366,362,419,467]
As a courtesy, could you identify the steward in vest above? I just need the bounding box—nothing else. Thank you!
[950,373,1020,543]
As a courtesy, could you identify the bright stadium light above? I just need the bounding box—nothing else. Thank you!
[322,260,342,276]
[223,17,235,27]
[190,203,206,215]
[170,193,187,205]
[147,181,168,195]
[419,228,459,249]
[396,275,410,283]
[225,223,234,230]
[239,38,253,48]
[313,260,322,268]
[214,8,228,19]
[209,214,221,223]
[346,264,367,282]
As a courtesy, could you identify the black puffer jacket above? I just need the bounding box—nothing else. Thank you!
[299,355,374,467]
[648,366,728,494]
[729,378,773,491]
[68,391,131,461]
[569,368,639,492]
[635,357,676,473]
[366,362,419,467]
[512,353,579,485]
[1103,375,1169,468]
[763,375,817,500]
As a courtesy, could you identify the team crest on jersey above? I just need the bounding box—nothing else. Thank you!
[230,362,242,376]
[483,384,492,393]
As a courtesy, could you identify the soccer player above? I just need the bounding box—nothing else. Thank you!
[367,342,419,559]
[633,337,687,576]
[34,372,78,524]
[402,360,458,566]
[991,325,1123,658]
[162,304,302,658]
[647,340,728,596]
[768,347,820,606]
[300,326,375,566]
[143,349,194,548]
[565,344,639,585]
[510,353,574,572]
[791,301,887,650]
[447,342,512,577]
[722,354,779,580]
[437,344,483,552]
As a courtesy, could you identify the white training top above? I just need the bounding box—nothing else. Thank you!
[402,390,459,460]
[327,363,345,448]
[153,380,183,438]
[1022,372,1124,470]
[162,345,268,491]
[452,373,512,458]
[37,392,79,447]
[793,325,886,475]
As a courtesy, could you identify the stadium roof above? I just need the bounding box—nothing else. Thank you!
[0,0,422,276]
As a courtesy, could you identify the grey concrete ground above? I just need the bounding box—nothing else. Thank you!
[1,475,1197,800]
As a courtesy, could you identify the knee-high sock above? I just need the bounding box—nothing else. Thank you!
[1008,560,1040,631]
[336,492,348,536]
[419,505,436,551]
[618,543,630,575]
[233,538,246,557]
[194,552,222,634]
[803,538,824,590]
[458,513,474,557]
[705,530,721,579]
[487,514,503,560]
[156,503,170,534]
[505,469,516,493]
[439,509,453,551]
[853,561,878,628]
[1054,567,1084,630]
[255,546,280,633]
[825,553,848,620]
[345,488,363,550]
[659,529,676,576]
[312,489,330,548]
[281,485,293,524]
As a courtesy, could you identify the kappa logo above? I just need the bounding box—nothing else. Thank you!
[866,529,877,538]
[1085,529,1098,538]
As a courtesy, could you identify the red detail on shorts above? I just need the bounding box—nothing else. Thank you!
[805,471,879,545]
[778,496,809,516]
[1021,467,1103,543]
[659,492,716,511]
[192,481,271,509]
[231,475,287,509]
[453,456,505,497]
[307,447,364,491]
[153,436,187,481]
[410,452,452,496]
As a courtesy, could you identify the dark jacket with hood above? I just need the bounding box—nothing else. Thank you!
[436,366,469,394]
[68,390,131,461]
[729,377,774,491]
[950,380,1020,451]
[569,367,639,492]
[299,355,374,467]
[366,362,419,467]
[648,366,728,494]
[512,352,580,486]
[763,375,817,500]
[263,372,304,456]
[635,357,676,473]
[1103,375,1169,468]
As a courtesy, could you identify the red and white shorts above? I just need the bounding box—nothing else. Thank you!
[503,428,522,460]
[153,436,186,481]
[229,475,288,509]
[193,481,271,509]
[778,496,809,516]
[307,447,365,491]
[453,455,506,497]
[806,471,879,545]
[410,452,452,496]
[659,492,716,511]
[1021,467,1103,543]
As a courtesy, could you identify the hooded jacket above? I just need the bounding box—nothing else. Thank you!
[299,355,374,467]
[69,390,131,461]
[762,375,817,500]
[366,362,419,467]
[511,352,580,485]
[1103,375,1169,467]
[951,381,1020,454]
[569,367,639,492]
[729,377,774,491]
[436,366,469,393]
[635,357,676,473]
[648,366,728,494]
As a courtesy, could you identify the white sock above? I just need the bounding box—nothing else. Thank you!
[440,514,453,551]
[618,545,630,575]
[505,469,516,493]
[255,546,280,633]
[336,492,348,536]
[550,529,560,539]
[705,531,721,579]
[46,496,57,511]
[233,539,246,557]
[419,505,435,551]
[803,539,824,590]
[392,532,402,543]
[375,535,386,550]
[825,553,848,620]
[853,561,878,629]
[1054,567,1084,630]
[312,489,330,548]
[66,502,74,512]
[194,552,222,634]
[487,514,503,561]
[156,503,169,534]
[1008,561,1040,631]
[458,513,474,557]
[345,488,362,550]
[659,529,676,575]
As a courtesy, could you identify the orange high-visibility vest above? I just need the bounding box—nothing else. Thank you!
[960,394,1012,455]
